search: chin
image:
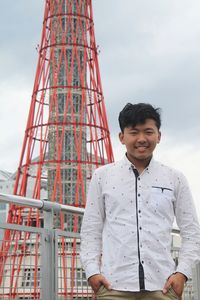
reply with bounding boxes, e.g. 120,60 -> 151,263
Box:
136,155 -> 151,161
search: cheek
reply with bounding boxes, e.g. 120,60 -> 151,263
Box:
148,136 -> 160,144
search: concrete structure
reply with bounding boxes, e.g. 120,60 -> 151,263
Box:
48,1 -> 87,231
0,171 -> 12,240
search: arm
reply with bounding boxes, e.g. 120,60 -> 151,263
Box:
175,173 -> 200,277
164,173 -> 200,297
80,170 -> 109,287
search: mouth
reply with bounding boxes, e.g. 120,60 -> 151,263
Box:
135,145 -> 148,149
135,145 -> 149,152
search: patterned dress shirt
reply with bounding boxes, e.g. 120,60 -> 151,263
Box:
80,155 -> 200,291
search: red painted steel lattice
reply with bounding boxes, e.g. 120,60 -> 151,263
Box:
0,0 -> 113,298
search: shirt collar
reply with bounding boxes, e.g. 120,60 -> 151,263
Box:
122,153 -> 155,172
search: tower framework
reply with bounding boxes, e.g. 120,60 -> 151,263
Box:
0,0 -> 114,298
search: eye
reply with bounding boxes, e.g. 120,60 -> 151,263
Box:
145,130 -> 154,135
130,131 -> 138,135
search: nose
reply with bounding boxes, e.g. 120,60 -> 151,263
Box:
137,133 -> 147,143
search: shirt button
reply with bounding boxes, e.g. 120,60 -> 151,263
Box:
142,261 -> 144,264
139,227 -> 142,230
138,177 -> 140,181
138,193 -> 141,197
138,210 -> 141,213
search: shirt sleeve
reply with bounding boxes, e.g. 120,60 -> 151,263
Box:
80,169 -> 105,279
174,173 -> 200,278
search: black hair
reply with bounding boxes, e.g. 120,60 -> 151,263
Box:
118,103 -> 161,132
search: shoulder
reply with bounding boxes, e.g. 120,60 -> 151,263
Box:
153,160 -> 188,183
93,160 -> 121,176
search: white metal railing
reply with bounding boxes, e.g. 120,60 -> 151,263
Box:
0,193 -> 90,300
0,193 -> 84,215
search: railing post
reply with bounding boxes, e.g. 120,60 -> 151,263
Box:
192,262 -> 200,300
41,209 -> 55,300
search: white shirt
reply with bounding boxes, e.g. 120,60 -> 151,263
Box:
80,155 -> 200,291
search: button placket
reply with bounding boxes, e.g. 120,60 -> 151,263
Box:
137,182 -> 144,263
137,183 -> 142,219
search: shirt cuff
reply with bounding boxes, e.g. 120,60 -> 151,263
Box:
84,263 -> 101,280
176,261 -> 191,279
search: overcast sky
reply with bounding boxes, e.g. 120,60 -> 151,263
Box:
0,0 -> 200,216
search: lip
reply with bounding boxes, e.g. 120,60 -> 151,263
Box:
135,145 -> 148,149
135,146 -> 149,152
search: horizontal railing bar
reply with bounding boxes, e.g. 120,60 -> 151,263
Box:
54,229 -> 80,238
0,222 -> 44,233
60,203 -> 84,215
0,193 -> 84,215
0,193 -> 43,208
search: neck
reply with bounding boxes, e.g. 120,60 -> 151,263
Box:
126,153 -> 152,174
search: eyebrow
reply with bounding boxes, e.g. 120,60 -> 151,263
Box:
144,128 -> 155,131
128,127 -> 155,131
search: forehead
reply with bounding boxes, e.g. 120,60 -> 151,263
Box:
126,119 -> 158,130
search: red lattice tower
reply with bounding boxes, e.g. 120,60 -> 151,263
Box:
0,1 -> 114,298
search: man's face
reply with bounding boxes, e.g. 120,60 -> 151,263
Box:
119,119 -> 161,164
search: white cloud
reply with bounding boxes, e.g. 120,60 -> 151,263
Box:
0,77 -> 31,171
156,139 -> 200,217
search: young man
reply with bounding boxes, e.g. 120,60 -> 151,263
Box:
80,103 -> 200,300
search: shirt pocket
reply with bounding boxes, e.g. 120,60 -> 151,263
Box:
149,186 -> 174,215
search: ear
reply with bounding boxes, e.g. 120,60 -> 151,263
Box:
157,131 -> 161,144
119,132 -> 125,144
